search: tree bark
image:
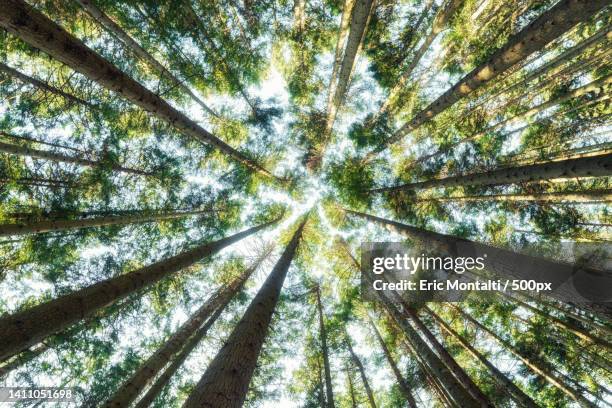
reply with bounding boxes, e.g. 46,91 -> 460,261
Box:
316,285 -> 335,408
0,209 -> 208,237
0,62 -> 93,107
133,306 -> 225,408
368,316 -> 417,408
73,0 -> 217,117
415,189 -> 612,204
346,336 -> 377,408
453,305 -> 599,408
346,209 -> 612,320
0,219 -> 276,362
105,255 -> 265,407
0,0 -> 275,179
345,365 -> 358,408
182,218 -> 307,408
370,152 -> 612,193
424,306 -> 539,408
367,0 -> 610,156
0,140 -> 153,176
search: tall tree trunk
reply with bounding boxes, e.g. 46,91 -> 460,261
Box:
368,316 -> 417,408
104,255 -> 266,407
0,62 -> 93,107
406,74 -> 611,166
417,357 -> 456,407
133,306 -> 225,408
0,0 -> 275,179
316,285 -> 336,408
346,336 -> 377,408
376,0 -> 463,118
182,218 -> 307,408
0,140 -> 153,177
397,300 -> 492,406
415,189 -> 612,204
316,358 -> 328,407
424,306 -> 539,408
0,209 -> 208,237
345,365 -> 358,408
0,343 -> 48,379
471,27 -> 612,114
0,131 -> 88,155
370,152 -> 612,193
346,209 -> 612,320
0,219 -> 276,361
367,0 -> 610,156
73,0 -> 217,117
380,295 -> 481,407
453,305 -> 599,408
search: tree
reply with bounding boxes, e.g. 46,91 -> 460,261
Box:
315,284 -> 335,408
0,219 -> 277,361
182,217 -> 307,407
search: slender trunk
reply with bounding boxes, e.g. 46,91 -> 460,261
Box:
325,0 -> 356,126
368,316 -> 417,408
316,358 -> 327,407
0,62 -> 93,107
367,0 -> 610,156
0,131 -> 88,155
453,305 -> 599,408
415,189 -> 612,204
133,306 -> 225,408
0,140 -> 153,176
0,177 -> 77,188
73,0 -> 217,117
346,336 -> 377,408
0,220 -> 276,361
380,294 -> 481,407
104,255 -> 265,407
0,0 -> 274,179
346,209 -> 612,320
417,358 -> 456,407
398,303 -> 492,406
182,218 -> 307,408
424,306 -> 539,408
470,27 -> 612,115
316,286 -> 335,408
0,343 -> 48,379
370,152 -> 612,193
345,365 -> 358,408
405,75 -> 611,166
377,0 -> 463,117
0,209 -> 208,237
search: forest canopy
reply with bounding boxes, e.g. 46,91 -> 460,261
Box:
0,0 -> 611,407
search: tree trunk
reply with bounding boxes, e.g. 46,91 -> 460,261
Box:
133,306 -> 225,408
0,62 -> 93,107
345,365 -> 358,408
316,358 -> 327,407
367,0 -> 610,156
0,0 -> 274,179
380,294 -> 481,407
0,140 -> 153,177
471,27 -> 612,114
370,152 -> 612,193
73,0 -> 217,117
104,255 -> 266,407
405,74 -> 611,166
424,306 -> 539,408
346,336 -> 377,408
316,285 -> 336,408
346,209 -> 612,320
0,343 -> 48,379
182,218 -> 307,408
368,316 -> 417,408
376,0 -> 463,117
0,209 -> 208,237
0,219 -> 276,362
415,189 -> 612,204
453,305 -> 599,408
397,301 -> 492,406
0,131 -> 88,155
